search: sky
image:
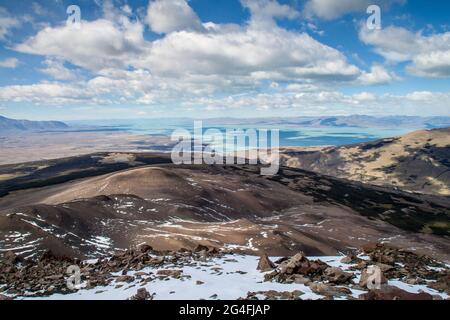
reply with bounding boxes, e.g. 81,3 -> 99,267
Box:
0,0 -> 449,120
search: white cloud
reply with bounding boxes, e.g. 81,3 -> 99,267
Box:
15,0 -> 364,88
0,58 -> 19,68
31,2 -> 49,16
0,7 -> 21,40
352,92 -> 376,101
304,0 -> 405,20
360,25 -> 450,78
0,82 -> 93,104
1,76 -> 449,116
184,89 -> 450,116
407,50 -> 450,78
8,0 -> 445,116
15,18 -> 147,71
358,65 -> 397,85
138,24 -> 361,82
38,59 -> 78,80
242,0 -> 299,28
146,0 -> 204,34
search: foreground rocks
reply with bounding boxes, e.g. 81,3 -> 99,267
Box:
129,288 -> 153,300
0,242 -> 448,300
0,244 -> 223,298
359,285 -> 433,300
261,243 -> 449,300
360,243 -> 449,294
264,252 -> 352,285
245,290 -> 304,300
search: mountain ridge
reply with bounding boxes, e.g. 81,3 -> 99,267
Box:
0,115 -> 68,131
280,127 -> 450,196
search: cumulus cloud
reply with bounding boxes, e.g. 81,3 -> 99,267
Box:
0,58 -> 19,68
15,17 -> 146,71
358,65 -> 397,85
304,0 -> 406,20
407,50 -> 450,78
146,0 -> 204,34
138,24 -> 361,82
14,0 -> 364,87
360,25 -> 450,78
242,0 -> 299,27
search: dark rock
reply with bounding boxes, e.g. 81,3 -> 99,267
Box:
129,288 -> 152,300
340,254 -> 361,264
427,272 -> 450,294
138,244 -> 153,253
156,269 -> 182,278
208,247 -> 219,255
274,257 -> 289,264
257,253 -> 276,272
194,245 -> 209,253
359,285 -> 433,300
245,290 -> 304,300
265,252 -> 329,283
324,267 -> 353,284
309,283 -> 351,298
116,275 -> 135,283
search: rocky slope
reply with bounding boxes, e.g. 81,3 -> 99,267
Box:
0,155 -> 449,262
280,127 -> 450,196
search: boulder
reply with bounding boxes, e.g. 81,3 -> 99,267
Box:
309,283 -> 351,298
359,267 -> 387,289
194,244 -> 209,253
293,275 -> 311,285
427,273 -> 450,294
340,253 -> 361,264
3,251 -> 22,265
115,275 -> 135,283
376,263 -> 394,273
257,253 -> 276,272
264,252 -> 329,283
138,244 -> 153,254
129,288 -> 152,300
274,257 -> 289,264
324,267 -> 353,284
359,285 -> 433,300
156,269 -> 182,278
340,256 -> 353,264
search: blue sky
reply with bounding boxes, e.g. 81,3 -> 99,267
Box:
0,0 -> 449,120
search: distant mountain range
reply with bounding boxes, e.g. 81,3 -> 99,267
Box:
0,115 -> 68,131
204,115 -> 450,129
2,115 -> 450,132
